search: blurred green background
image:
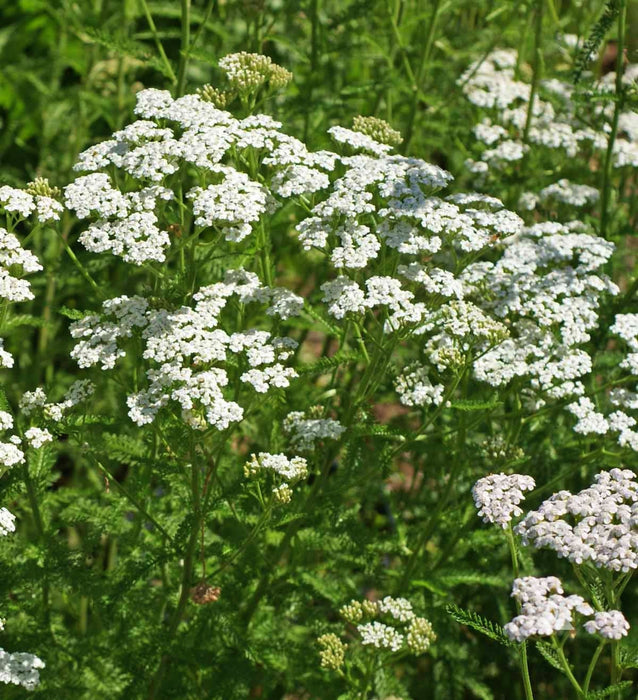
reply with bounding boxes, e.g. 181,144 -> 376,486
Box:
2,0 -> 636,188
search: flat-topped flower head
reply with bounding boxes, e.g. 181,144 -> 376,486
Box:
0,228 -> 43,303
394,364 -> 445,408
244,452 -> 308,482
0,649 -> 45,691
473,473 -> 535,528
283,411 -> 345,452
516,469 -> 638,571
584,611 -> 630,640
70,272 -> 300,430
317,634 -> 346,670
357,622 -> 404,651
24,427 -> 53,449
504,576 -> 594,642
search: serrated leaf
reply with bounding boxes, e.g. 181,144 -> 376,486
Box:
461,675 -> 495,700
4,314 -> 46,329
413,579 -> 448,597
297,351 -> 363,376
586,681 -> 633,699
81,27 -> 175,79
0,386 -> 10,413
302,304 -> 341,337
535,641 -> 565,673
619,645 -> 638,669
349,423 -> 406,440
58,306 -> 92,320
437,571 -> 509,589
64,414 -> 116,427
450,397 -> 501,411
446,603 -> 515,646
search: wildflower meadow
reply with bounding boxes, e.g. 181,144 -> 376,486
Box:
0,0 -> 638,697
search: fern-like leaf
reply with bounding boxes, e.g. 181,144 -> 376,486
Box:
535,640 -> 565,673
449,397 -> 501,411
297,351 -> 363,376
586,681 -> 633,699
573,0 -> 622,84
619,645 -> 638,669
446,603 -> 515,646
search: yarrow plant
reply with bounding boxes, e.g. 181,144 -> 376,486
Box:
0,2 -> 636,695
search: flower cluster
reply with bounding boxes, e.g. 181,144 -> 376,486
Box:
394,364 -> 445,408
218,52 -> 292,94
461,49 -> 637,175
338,596 -> 435,655
64,66 -> 347,267
565,313 -> 638,452
283,410 -> 345,452
19,380 -> 95,423
244,452 -> 308,503
504,576 -> 594,642
465,221 -> 617,401
0,179 -> 63,223
0,507 -> 15,537
352,115 -> 403,147
525,179 -> 600,210
583,611 -> 630,640
0,228 -> 42,302
0,421 -> 24,471
472,473 -> 535,528
24,427 -> 53,449
0,649 -> 45,691
516,469 -> 638,571
70,270 -> 300,429
317,633 -> 347,671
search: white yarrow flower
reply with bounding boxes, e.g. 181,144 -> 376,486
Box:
473,473 -> 535,528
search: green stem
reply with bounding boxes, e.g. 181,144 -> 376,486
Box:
552,637 -> 585,699
403,0 -> 441,151
610,640 -> 621,698
147,461 -> 201,700
583,641 -> 605,695
599,0 -> 627,239
303,0 -> 320,142
23,463 -> 50,626
523,0 -> 544,143
386,0 -> 417,87
94,460 -> 174,544
352,322 -> 370,363
506,526 -> 534,700
259,220 -> 273,286
605,580 -> 623,700
175,0 -> 191,97
358,655 -> 376,699
57,232 -> 103,298
188,0 -> 217,55
399,394 -> 467,588
139,0 -> 177,85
